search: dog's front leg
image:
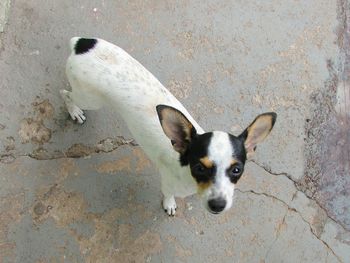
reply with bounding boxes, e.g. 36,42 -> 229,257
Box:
160,171 -> 177,216
162,195 -> 177,216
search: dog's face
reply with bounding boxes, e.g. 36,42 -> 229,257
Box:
157,105 -> 276,214
185,131 -> 246,214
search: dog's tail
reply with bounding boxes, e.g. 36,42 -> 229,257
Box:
69,37 -> 81,52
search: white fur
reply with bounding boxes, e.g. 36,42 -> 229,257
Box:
63,38 -> 205,215
203,131 -> 234,212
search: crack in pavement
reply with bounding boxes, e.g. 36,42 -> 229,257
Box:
263,207 -> 289,261
236,189 -> 343,263
252,160 -> 350,233
0,136 -> 138,162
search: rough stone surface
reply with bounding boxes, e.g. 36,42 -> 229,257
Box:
0,0 -> 11,50
300,0 -> 350,232
0,0 -> 11,33
0,0 -> 349,262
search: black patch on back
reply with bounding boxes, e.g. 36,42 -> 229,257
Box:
74,38 -> 97,55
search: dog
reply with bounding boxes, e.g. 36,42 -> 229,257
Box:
61,37 -> 276,216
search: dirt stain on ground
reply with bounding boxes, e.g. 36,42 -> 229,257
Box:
167,76 -> 193,99
32,99 -> 55,119
95,156 -> 132,174
33,182 -> 161,262
132,148 -> 152,173
5,136 -> 15,151
0,192 -> 25,262
27,145 -> 162,261
77,213 -> 162,263
175,243 -> 193,259
18,99 -> 55,145
57,158 -> 79,182
33,184 -> 87,226
18,118 -> 51,144
166,235 -> 192,260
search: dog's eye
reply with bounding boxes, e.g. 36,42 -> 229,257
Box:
192,163 -> 207,175
229,166 -> 242,177
228,165 -> 243,184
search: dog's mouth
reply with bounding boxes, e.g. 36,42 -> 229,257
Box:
208,210 -> 221,215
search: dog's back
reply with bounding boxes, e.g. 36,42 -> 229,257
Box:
66,37 -> 203,165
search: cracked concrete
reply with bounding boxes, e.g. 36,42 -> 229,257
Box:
0,0 -> 10,50
0,0 -> 349,262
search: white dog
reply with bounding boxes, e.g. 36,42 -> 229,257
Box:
61,37 -> 276,216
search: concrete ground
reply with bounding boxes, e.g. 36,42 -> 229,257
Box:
0,0 -> 349,262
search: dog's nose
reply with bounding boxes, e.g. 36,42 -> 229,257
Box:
208,198 -> 226,213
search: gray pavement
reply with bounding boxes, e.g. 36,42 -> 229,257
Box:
0,0 -> 349,262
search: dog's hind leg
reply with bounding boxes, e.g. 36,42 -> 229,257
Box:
60,89 -> 86,124
61,70 -> 104,123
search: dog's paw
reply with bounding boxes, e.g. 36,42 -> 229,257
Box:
67,105 -> 86,124
163,196 -> 177,216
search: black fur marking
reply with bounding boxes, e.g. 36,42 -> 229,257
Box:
181,132 -> 216,184
265,112 -> 277,130
226,163 -> 244,184
74,38 -> 97,55
192,164 -> 216,184
181,131 -> 248,184
156,104 -> 167,119
229,134 -> 247,165
180,132 -> 213,167
228,134 -> 247,184
179,153 -> 189,166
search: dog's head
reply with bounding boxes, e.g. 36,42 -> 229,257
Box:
157,105 -> 276,214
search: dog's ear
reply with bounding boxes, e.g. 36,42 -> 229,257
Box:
239,112 -> 277,159
156,105 -> 197,153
